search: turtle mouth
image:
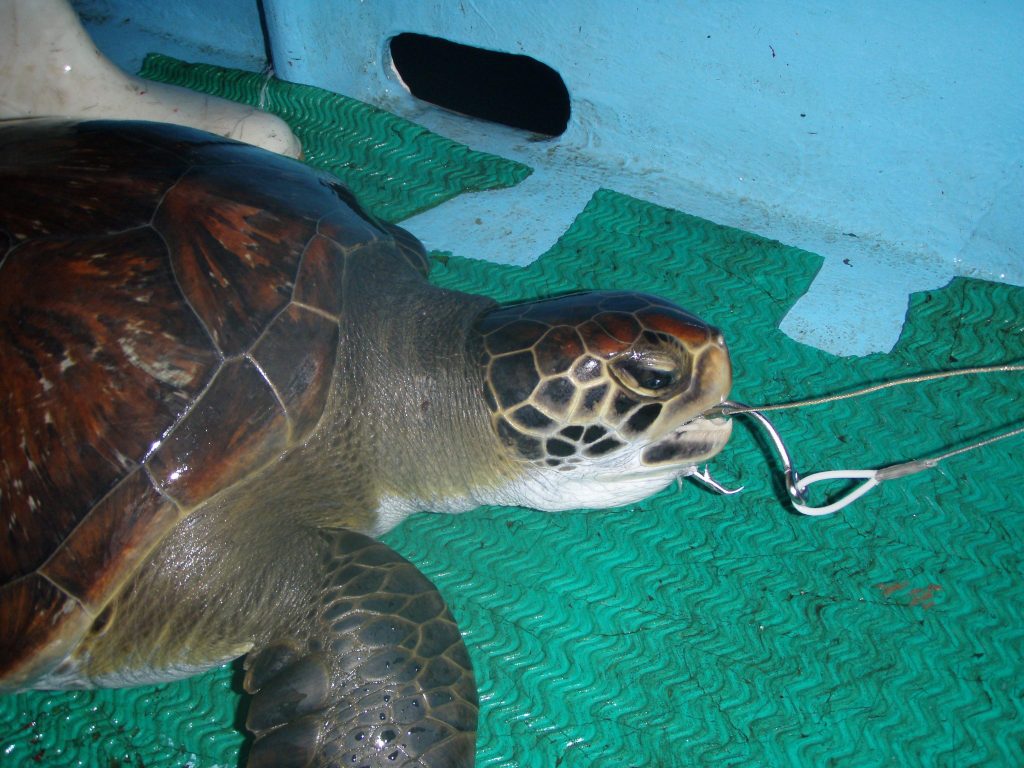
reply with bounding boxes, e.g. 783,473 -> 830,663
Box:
640,415 -> 733,467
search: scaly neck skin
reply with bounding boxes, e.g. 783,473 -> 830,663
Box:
336,268 -> 515,529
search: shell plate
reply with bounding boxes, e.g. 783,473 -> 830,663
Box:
0,119 -> 427,682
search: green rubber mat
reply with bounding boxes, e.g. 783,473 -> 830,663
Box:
3,62 -> 1023,767
138,54 -> 531,222
407,192 -> 1024,766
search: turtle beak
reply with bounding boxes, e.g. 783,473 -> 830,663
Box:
640,415 -> 733,466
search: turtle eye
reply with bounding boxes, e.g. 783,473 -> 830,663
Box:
612,351 -> 681,396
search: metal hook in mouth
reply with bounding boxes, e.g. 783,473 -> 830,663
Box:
709,363 -> 1024,516
715,400 -> 1024,516
716,400 -> 808,503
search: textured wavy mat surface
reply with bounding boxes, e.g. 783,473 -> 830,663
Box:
3,67 -> 1022,768
138,54 -> 531,222
409,191 -> 1024,767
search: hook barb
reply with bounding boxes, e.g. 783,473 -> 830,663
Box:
689,465 -> 745,496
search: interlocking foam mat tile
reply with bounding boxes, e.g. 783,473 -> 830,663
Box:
2,58 -> 1021,767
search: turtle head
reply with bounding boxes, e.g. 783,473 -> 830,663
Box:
475,291 -> 732,510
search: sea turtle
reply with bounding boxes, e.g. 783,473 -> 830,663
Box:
0,119 -> 733,766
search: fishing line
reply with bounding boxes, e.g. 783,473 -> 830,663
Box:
704,363 -> 1024,516
719,363 -> 1024,414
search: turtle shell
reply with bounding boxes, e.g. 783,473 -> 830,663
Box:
0,119 -> 429,685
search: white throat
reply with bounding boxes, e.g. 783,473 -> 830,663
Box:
370,454 -> 699,536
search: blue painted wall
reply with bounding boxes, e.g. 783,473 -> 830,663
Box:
74,1 -> 1023,355
72,0 -> 266,72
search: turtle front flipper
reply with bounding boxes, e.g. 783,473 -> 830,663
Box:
243,529 -> 477,767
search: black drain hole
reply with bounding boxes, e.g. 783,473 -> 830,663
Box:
389,32 -> 570,137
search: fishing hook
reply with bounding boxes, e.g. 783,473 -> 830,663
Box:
718,400 -> 808,504
715,400 -> 1024,517
689,465 -> 745,496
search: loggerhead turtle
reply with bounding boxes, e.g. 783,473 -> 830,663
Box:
0,119 -> 733,766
